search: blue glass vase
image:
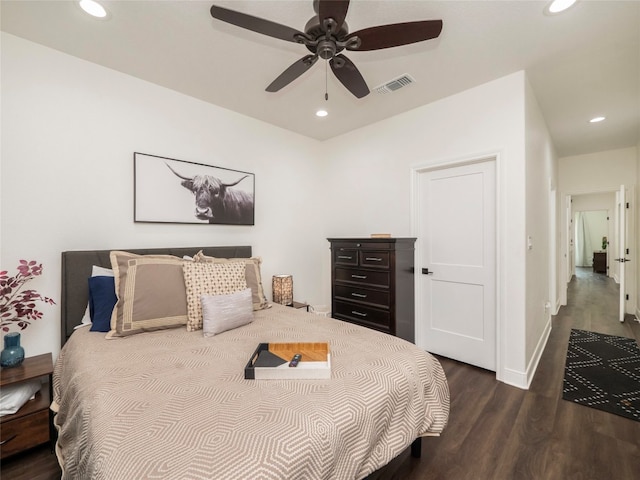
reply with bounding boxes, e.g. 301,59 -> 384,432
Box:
1,332 -> 25,368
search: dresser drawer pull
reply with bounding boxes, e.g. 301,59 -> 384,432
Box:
351,274 -> 367,279
365,257 -> 382,262
351,310 -> 368,317
351,292 -> 367,298
0,434 -> 17,446
338,255 -> 353,260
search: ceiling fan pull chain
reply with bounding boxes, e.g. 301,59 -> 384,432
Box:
325,60 -> 329,101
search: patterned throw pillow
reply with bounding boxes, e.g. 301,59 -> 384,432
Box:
183,261 -> 247,331
193,251 -> 270,311
202,288 -> 253,337
107,251 -> 188,338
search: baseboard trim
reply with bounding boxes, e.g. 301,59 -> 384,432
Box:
501,368 -> 529,390
501,317 -> 552,390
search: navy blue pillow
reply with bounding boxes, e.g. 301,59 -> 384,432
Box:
88,276 -> 117,332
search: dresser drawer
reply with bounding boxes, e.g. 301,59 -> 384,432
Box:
359,251 -> 390,269
334,284 -> 390,308
333,249 -> 358,266
331,241 -> 392,250
0,409 -> 49,459
335,267 -> 390,288
334,301 -> 391,333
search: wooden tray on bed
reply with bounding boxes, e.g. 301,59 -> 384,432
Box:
244,342 -> 331,380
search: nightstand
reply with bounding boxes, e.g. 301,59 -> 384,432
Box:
0,353 -> 54,459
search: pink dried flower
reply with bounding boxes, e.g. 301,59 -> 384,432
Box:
0,260 -> 55,332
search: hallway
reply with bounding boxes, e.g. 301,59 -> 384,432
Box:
568,267 -> 639,341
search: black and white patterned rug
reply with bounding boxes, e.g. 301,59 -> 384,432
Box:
563,329 -> 640,422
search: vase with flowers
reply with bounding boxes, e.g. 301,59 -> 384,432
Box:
0,260 -> 55,368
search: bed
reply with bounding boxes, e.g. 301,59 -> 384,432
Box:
52,246 -> 449,480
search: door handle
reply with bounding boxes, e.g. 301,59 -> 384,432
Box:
0,434 -> 17,446
422,268 -> 434,275
615,258 -> 630,263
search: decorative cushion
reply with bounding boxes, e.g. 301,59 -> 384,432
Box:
107,251 -> 188,338
193,251 -> 270,311
202,288 -> 253,337
88,276 -> 117,332
78,265 -> 115,328
183,261 -> 248,331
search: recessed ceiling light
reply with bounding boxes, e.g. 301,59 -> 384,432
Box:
315,110 -> 328,118
590,116 -> 606,123
547,0 -> 577,14
79,0 -> 107,18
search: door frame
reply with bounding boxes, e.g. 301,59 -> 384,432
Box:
560,186 -> 636,318
410,150 -> 505,383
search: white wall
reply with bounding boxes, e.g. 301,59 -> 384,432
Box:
524,77 -> 556,382
559,148 -> 637,193
558,146 -> 637,313
1,33 -> 325,359
320,71 -> 543,388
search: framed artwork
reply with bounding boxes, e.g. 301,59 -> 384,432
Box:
134,152 -> 255,225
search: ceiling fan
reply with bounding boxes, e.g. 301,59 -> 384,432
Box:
210,0 -> 443,99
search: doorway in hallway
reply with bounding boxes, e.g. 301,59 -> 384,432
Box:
567,267 -> 638,339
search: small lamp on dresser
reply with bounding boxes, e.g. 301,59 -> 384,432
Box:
272,275 -> 293,306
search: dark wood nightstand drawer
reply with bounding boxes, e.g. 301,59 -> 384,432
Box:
0,409 -> 49,458
359,251 -> 390,269
335,267 -> 390,288
334,284 -> 390,308
333,249 -> 358,266
334,301 -> 391,333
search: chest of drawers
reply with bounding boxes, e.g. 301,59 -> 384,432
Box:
328,238 -> 416,342
593,251 -> 607,274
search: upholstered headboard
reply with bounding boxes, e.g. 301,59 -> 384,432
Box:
60,246 -> 252,347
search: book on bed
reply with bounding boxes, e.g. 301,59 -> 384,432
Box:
245,342 -> 331,380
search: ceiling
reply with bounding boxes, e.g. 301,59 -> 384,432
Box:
1,0 -> 639,157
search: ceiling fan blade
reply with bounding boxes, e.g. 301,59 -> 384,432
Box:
266,55 -> 319,92
346,20 -> 443,51
210,5 -> 305,43
318,0 -> 350,32
330,54 -> 369,99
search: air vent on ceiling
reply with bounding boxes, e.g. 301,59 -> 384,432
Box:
374,74 -> 416,94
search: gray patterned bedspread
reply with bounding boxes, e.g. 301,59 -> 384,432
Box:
52,305 -> 449,480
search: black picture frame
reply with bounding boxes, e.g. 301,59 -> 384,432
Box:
134,152 -> 255,225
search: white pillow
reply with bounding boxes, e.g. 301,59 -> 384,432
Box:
0,380 -> 42,416
76,265 -> 115,328
202,288 -> 253,337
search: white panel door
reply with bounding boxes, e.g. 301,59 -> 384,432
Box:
417,160 -> 496,371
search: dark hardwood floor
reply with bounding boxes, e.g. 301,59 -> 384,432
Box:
2,267 -> 639,479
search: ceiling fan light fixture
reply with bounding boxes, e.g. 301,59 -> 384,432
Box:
589,116 -> 606,123
547,0 -> 578,14
315,109 -> 328,118
79,0 -> 108,18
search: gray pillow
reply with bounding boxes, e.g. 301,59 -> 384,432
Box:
202,288 -> 253,337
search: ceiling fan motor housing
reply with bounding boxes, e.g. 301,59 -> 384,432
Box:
316,39 -> 337,59
304,16 -> 349,59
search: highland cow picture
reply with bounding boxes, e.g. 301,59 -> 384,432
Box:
134,152 -> 255,225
